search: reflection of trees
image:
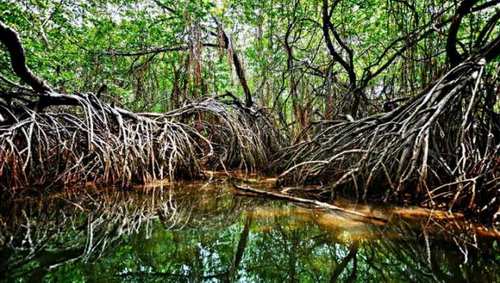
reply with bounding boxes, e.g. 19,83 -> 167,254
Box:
0,184 -> 498,282
226,208 -> 499,282
0,182 -> 257,281
356,216 -> 500,283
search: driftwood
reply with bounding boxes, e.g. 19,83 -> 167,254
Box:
232,183 -> 387,223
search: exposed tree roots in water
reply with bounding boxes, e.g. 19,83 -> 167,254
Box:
277,59 -> 499,224
0,93 -> 209,189
0,21 -> 498,225
164,96 -> 286,171
0,92 -> 289,189
0,22 -> 283,189
0,96 -> 284,189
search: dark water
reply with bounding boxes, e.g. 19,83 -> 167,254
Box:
0,180 -> 498,282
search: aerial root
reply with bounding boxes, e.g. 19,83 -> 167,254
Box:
277,59 -> 499,223
0,93 -> 208,189
165,96 -> 286,172
0,91 -> 286,189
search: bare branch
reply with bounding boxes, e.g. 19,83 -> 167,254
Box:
0,21 -> 52,93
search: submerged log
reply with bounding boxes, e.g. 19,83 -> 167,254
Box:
232,183 -> 388,223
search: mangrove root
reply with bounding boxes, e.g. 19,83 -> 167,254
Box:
277,58 -> 499,224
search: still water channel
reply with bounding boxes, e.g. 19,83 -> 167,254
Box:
0,178 -> 498,282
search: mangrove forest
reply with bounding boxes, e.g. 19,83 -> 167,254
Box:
0,0 -> 499,282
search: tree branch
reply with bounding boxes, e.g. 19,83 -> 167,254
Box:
0,21 -> 52,93
321,0 -> 356,89
446,0 -> 479,66
215,20 -> 253,107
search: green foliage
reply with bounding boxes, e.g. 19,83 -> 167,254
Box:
0,0 -> 498,117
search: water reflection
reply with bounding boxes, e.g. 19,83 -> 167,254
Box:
0,181 -> 498,282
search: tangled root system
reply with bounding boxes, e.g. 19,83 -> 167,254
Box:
165,96 -> 286,172
277,59 -> 499,223
0,93 -> 208,189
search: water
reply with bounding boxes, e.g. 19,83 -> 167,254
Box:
0,179 -> 498,282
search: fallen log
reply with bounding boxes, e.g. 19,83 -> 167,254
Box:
232,183 -> 387,223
